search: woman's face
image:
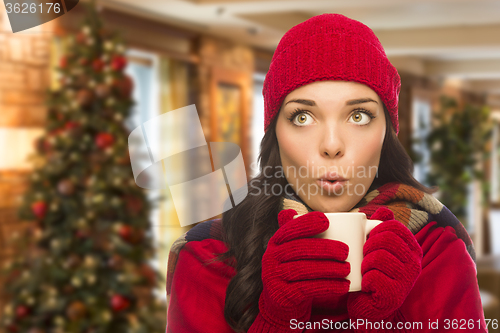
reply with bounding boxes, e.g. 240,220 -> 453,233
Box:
275,80 -> 386,213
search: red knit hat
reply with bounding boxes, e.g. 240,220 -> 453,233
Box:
263,13 -> 401,134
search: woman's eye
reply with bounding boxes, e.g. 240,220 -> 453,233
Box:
293,113 -> 313,126
349,111 -> 371,125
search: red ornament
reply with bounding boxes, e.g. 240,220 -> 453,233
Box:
75,229 -> 90,239
31,201 -> 47,220
95,133 -> 114,150
59,56 -> 67,69
139,264 -> 156,286
118,225 -> 143,244
16,305 -> 30,319
34,137 -> 46,153
110,294 -> 130,312
64,121 -> 80,130
113,75 -> 134,98
117,225 -> 133,242
79,57 -> 89,66
107,254 -> 124,270
76,32 -> 86,44
49,128 -> 63,137
76,89 -> 94,108
111,55 -> 127,71
92,58 -> 105,72
95,84 -> 111,98
6,324 -> 18,333
124,195 -> 143,216
28,328 -> 45,333
5,269 -> 21,285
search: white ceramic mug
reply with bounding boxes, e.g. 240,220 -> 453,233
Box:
294,212 -> 382,292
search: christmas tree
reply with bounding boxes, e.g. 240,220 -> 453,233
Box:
0,1 -> 166,332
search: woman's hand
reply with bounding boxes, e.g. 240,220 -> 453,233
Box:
347,207 -> 423,321
258,209 -> 351,328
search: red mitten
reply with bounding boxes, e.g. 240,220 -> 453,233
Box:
347,207 -> 423,321
250,209 -> 350,331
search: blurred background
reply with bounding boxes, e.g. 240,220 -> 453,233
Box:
2,0 -> 500,330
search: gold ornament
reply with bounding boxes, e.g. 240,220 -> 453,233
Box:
65,89 -> 76,98
76,218 -> 87,228
21,270 -> 30,280
104,40 -> 114,51
105,97 -> 115,106
111,196 -> 121,206
92,194 -> 105,203
85,274 -> 96,285
50,202 -> 59,211
105,147 -> 114,156
3,260 -> 12,270
101,310 -> 112,322
50,239 -> 60,249
47,297 -> 57,309
71,100 -> 79,110
83,255 -> 97,269
71,276 -> 82,288
67,301 -> 87,321
4,304 -> 13,316
54,315 -> 65,326
105,75 -> 114,84
48,287 -> 57,297
82,26 -> 91,36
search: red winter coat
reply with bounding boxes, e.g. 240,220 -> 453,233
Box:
166,219 -> 487,332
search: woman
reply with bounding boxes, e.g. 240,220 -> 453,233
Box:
166,13 -> 486,332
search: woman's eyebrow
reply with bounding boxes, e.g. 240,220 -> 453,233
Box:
284,97 -> 378,107
284,99 -> 316,106
345,98 -> 378,105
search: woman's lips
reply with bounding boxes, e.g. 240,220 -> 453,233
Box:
317,179 -> 348,193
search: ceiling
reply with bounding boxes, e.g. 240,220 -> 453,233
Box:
97,0 -> 500,97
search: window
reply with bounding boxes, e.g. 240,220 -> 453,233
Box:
251,72 -> 265,178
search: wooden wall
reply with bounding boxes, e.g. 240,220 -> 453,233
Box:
0,3 -> 54,323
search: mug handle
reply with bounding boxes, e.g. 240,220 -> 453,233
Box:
364,219 -> 383,238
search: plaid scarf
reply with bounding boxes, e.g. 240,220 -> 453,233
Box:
281,181 -> 476,263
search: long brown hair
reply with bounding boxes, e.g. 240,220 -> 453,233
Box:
219,104 -> 438,332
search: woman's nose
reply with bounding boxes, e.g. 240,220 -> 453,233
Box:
319,125 -> 345,158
